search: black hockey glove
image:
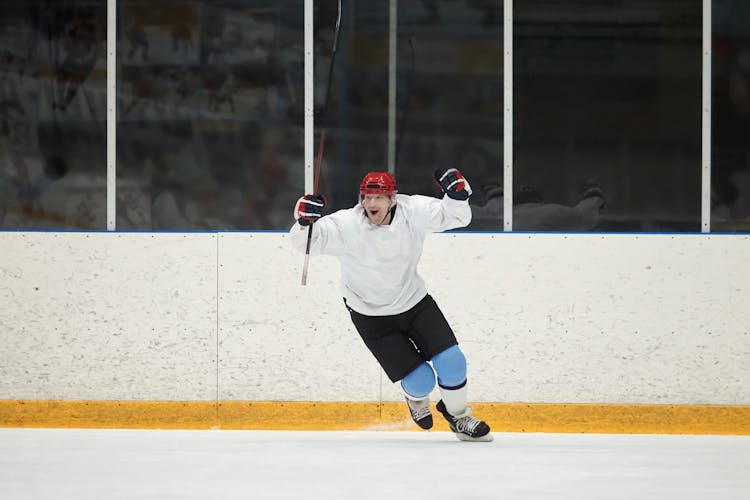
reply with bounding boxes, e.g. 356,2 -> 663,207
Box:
434,168 -> 472,201
294,194 -> 326,226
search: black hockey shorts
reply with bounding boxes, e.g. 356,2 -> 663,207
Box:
345,294 -> 458,383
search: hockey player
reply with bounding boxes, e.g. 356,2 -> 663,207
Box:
290,169 -> 492,442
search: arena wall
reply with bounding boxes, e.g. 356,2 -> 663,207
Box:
1,231 -> 748,433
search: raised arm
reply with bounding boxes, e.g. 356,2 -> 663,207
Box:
289,194 -> 347,255
414,168 -> 473,233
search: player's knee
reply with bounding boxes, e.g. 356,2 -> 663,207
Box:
400,362 -> 436,398
432,345 -> 467,388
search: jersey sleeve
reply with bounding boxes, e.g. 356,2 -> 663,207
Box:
409,194 -> 472,233
289,209 -> 349,256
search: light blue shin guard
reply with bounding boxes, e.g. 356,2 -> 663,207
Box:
400,362 -> 436,399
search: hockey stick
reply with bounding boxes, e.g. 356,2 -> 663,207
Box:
301,0 -> 342,286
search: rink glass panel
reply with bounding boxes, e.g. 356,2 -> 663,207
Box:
317,1 -> 503,217
5,1 -> 747,233
311,1 -> 391,212
513,1 -> 702,232
0,2 -> 107,230
711,1 -> 750,233
115,1 -> 304,230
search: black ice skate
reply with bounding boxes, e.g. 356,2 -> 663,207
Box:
405,397 -> 433,430
436,400 -> 493,442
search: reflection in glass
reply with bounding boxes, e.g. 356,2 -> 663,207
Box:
712,0 -> 750,232
116,1 -> 303,229
514,1 -> 702,232
0,2 -> 107,229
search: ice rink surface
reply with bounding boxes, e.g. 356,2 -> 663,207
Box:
1,429 -> 749,500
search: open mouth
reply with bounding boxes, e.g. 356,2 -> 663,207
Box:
369,210 -> 380,217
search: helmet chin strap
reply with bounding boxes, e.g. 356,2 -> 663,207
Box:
378,199 -> 396,225
378,209 -> 390,226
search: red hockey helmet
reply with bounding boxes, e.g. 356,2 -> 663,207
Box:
359,171 -> 397,195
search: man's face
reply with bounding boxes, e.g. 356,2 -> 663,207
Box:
361,194 -> 393,225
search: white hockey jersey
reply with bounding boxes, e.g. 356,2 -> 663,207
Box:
289,194 -> 471,316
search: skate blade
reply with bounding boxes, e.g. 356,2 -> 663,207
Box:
455,432 -> 494,442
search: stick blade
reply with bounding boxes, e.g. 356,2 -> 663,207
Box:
301,253 -> 310,286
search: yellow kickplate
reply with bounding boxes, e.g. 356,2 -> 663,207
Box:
1,400 -> 748,434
